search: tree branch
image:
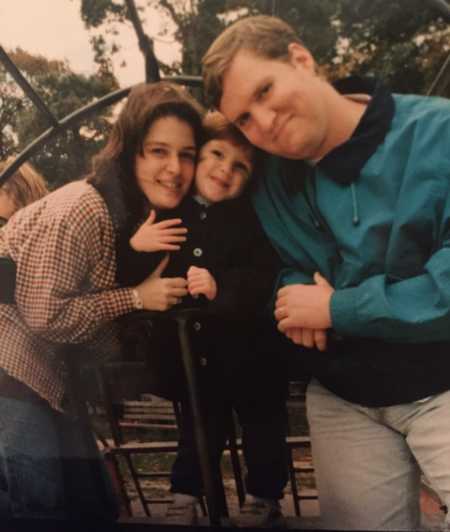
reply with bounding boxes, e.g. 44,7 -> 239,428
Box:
124,0 -> 160,82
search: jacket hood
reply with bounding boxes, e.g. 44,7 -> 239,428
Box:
319,76 -> 395,185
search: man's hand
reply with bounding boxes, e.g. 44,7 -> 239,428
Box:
187,266 -> 217,301
275,272 -> 334,331
130,210 -> 188,252
135,254 -> 188,311
285,327 -> 328,351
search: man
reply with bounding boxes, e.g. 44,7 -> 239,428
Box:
202,15 -> 450,531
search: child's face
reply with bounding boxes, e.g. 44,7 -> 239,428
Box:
195,139 -> 253,203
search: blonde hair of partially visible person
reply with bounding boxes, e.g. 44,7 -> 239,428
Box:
0,157 -> 49,211
202,15 -> 303,109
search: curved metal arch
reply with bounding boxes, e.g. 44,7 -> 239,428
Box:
0,58 -> 201,186
0,0 -> 203,186
426,0 -> 450,20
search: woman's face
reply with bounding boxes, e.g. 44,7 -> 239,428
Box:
134,116 -> 197,209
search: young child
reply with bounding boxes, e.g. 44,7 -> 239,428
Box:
122,112 -> 290,528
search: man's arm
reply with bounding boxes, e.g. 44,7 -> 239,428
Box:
332,188 -> 450,341
330,252 -> 450,341
275,236 -> 450,343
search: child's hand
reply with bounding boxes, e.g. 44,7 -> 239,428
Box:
187,266 -> 217,301
130,210 -> 187,252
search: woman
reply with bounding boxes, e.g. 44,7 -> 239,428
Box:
0,81 -> 203,520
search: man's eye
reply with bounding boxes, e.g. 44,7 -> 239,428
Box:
211,149 -> 223,158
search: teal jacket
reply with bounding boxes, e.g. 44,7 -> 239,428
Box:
253,78 -> 450,406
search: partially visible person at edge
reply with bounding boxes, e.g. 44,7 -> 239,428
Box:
0,157 -> 49,227
0,159 -> 49,302
0,81 -> 203,521
202,15 -> 450,531
119,111 -> 295,528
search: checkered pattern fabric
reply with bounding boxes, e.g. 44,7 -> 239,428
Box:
0,180 -> 135,412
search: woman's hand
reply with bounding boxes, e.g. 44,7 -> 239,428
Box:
187,266 -> 217,301
135,254 -> 188,311
130,210 -> 188,252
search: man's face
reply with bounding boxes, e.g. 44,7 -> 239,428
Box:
219,45 -> 330,161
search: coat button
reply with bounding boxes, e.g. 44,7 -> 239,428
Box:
193,248 -> 203,257
200,211 -> 207,220
193,321 -> 201,331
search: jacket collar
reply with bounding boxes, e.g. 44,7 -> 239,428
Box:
317,76 -> 395,184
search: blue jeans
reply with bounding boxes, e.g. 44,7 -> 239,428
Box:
0,390 -> 118,521
307,378 -> 450,530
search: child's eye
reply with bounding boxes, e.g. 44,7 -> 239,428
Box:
211,149 -> 224,159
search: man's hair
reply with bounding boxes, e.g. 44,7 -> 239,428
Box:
0,157 -> 48,210
202,15 -> 302,108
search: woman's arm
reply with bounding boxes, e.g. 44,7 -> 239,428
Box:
15,208 -> 136,344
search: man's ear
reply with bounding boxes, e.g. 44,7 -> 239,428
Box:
287,42 -> 316,73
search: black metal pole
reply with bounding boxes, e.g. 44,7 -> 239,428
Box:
175,314 -> 224,526
0,46 -> 59,128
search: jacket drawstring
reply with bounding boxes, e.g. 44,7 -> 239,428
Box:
350,183 -> 360,226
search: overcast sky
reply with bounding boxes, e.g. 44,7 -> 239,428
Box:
0,0 -> 180,87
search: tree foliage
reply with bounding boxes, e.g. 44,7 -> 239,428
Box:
324,0 -> 450,94
76,0 -> 449,97
0,48 -> 119,188
2,1 -> 448,189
